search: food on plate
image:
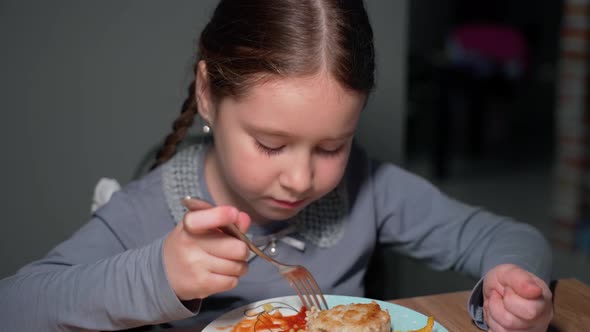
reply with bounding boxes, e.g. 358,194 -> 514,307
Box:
230,304 -> 307,332
230,301 -> 434,332
306,302 -> 391,332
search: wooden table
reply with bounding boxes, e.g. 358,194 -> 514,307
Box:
392,278 -> 590,331
160,278 -> 590,332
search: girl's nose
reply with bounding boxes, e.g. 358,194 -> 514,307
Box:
279,155 -> 313,196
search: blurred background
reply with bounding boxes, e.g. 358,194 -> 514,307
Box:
1,0 -> 589,300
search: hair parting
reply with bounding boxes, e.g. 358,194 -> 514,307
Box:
152,0 -> 375,169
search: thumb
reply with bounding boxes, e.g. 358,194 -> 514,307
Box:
499,266 -> 543,300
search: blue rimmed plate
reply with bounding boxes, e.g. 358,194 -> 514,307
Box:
202,294 -> 449,331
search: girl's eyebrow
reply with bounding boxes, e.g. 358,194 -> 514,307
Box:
248,124 -> 355,141
321,131 -> 356,141
249,126 -> 292,138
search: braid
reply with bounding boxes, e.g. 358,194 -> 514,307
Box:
151,80 -> 198,170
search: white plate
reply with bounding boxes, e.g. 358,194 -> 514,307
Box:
203,294 -> 449,331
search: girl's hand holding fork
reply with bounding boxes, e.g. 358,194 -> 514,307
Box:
162,198 -> 251,301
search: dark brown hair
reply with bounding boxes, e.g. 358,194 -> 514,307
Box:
152,0 -> 375,169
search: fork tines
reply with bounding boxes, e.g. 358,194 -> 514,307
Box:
285,267 -> 329,311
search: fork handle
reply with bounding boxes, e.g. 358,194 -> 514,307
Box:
220,224 -> 278,266
180,197 -> 278,267
219,223 -> 251,243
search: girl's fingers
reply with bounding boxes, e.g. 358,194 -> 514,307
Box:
483,264 -> 554,332
164,232 -> 248,299
167,197 -> 253,299
485,314 -> 506,332
483,265 -> 506,298
181,197 -> 252,234
530,273 -> 553,303
503,286 -> 547,321
197,232 -> 251,261
203,273 -> 240,295
190,269 -> 240,298
497,266 -> 542,300
487,288 -> 531,330
484,297 -> 507,332
183,205 -> 239,234
203,255 -> 249,277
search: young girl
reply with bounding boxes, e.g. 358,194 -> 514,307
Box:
0,0 -> 553,331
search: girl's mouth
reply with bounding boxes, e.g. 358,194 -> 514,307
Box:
269,198 -> 306,209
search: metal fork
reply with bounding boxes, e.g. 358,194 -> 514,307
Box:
181,197 -> 329,310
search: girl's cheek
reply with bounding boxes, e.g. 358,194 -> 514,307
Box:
316,160 -> 347,188
239,161 -> 274,187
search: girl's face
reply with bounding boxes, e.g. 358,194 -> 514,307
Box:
200,71 -> 365,224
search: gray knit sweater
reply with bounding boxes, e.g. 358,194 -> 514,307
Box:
0,143 -> 552,331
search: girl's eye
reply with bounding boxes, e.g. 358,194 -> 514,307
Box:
316,145 -> 344,157
255,140 -> 284,156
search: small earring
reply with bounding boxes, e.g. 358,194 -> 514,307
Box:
202,124 -> 211,134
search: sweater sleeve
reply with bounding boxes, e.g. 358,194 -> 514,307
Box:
0,200 -> 198,331
370,161 -> 552,280
369,161 -> 552,329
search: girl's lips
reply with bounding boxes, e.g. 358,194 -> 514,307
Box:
270,198 -> 306,209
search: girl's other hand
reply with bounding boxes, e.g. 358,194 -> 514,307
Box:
482,264 -> 553,332
163,198 -> 251,301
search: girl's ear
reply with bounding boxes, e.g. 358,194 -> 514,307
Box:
195,60 -> 215,126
